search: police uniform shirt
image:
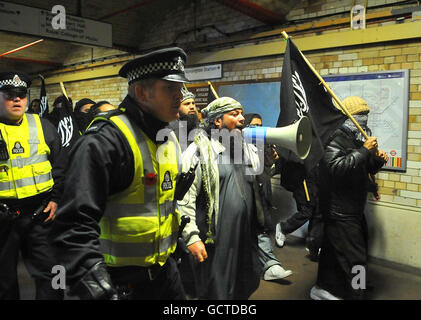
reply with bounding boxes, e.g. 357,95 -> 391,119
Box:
50,94 -> 171,285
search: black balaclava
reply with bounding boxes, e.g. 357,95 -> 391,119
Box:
73,111 -> 94,132
74,98 -> 96,132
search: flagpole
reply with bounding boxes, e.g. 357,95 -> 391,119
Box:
60,82 -> 69,100
38,74 -> 47,117
0,39 -> 44,58
303,180 -> 310,202
208,81 -> 220,99
280,31 -> 369,140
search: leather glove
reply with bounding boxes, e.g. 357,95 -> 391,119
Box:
69,261 -> 118,300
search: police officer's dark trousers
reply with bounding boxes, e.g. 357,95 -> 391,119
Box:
107,257 -> 186,300
0,200 -> 64,300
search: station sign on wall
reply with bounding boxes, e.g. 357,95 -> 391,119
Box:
0,1 -> 112,47
185,64 -> 222,81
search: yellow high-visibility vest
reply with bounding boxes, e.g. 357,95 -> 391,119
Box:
98,114 -> 182,267
0,113 -> 54,199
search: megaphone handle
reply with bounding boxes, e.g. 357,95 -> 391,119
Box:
303,179 -> 310,202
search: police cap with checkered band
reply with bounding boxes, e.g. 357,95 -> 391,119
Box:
0,71 -> 31,90
119,47 -> 189,84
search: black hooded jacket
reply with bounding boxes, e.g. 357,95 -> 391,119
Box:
319,126 -> 384,219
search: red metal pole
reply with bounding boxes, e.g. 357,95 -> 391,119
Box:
0,39 -> 44,58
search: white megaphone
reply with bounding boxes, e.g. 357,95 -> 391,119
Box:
243,116 -> 312,159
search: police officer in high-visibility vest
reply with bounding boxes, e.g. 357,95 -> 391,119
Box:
0,72 -> 65,300
51,48 -> 191,300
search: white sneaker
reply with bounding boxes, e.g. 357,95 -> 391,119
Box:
310,286 -> 342,300
275,223 -> 286,247
263,265 -> 293,281
306,248 -> 321,254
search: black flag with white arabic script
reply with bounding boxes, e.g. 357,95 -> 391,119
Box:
45,95 -> 80,150
39,76 -> 48,117
277,38 -> 347,173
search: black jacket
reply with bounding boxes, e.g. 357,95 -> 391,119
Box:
319,126 -> 384,219
49,95 -> 171,285
40,117 -> 67,203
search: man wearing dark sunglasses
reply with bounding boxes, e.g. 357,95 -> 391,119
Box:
0,88 -> 28,122
1,88 -> 27,100
0,71 -> 65,300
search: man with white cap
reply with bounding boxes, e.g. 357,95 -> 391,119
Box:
168,87 -> 200,151
178,97 -> 277,299
311,96 -> 388,300
51,47 -> 191,300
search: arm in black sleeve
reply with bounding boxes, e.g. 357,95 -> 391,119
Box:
323,132 -> 371,179
49,123 -> 134,286
367,152 -> 386,175
40,118 -> 67,203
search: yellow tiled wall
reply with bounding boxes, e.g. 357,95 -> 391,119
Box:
30,35 -> 421,210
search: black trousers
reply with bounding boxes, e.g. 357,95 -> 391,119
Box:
108,257 -> 186,300
317,215 -> 368,300
0,207 -> 64,300
281,180 -> 323,249
260,180 -> 274,232
177,251 -> 200,299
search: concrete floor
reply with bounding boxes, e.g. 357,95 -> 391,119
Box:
17,180 -> 421,300
249,184 -> 421,300
250,235 -> 421,300
17,233 -> 421,300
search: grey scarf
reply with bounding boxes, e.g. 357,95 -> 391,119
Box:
343,114 -> 371,142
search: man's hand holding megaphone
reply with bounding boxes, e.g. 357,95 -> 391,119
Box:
264,144 -> 279,167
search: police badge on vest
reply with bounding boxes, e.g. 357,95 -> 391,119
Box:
162,171 -> 173,191
12,142 -> 24,154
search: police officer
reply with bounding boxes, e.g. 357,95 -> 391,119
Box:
0,71 -> 65,300
50,48 -> 190,300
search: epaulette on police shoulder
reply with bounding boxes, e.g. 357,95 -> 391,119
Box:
85,109 -> 123,134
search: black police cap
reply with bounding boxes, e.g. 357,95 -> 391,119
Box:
119,47 -> 189,84
0,71 -> 31,90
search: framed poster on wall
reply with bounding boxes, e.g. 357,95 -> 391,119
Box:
324,70 -> 409,172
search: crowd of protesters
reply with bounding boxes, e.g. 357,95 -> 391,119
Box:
0,47 -> 387,301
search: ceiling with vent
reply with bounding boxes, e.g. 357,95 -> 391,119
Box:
0,0 -> 298,75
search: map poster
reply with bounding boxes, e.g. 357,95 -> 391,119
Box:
324,70 -> 409,171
